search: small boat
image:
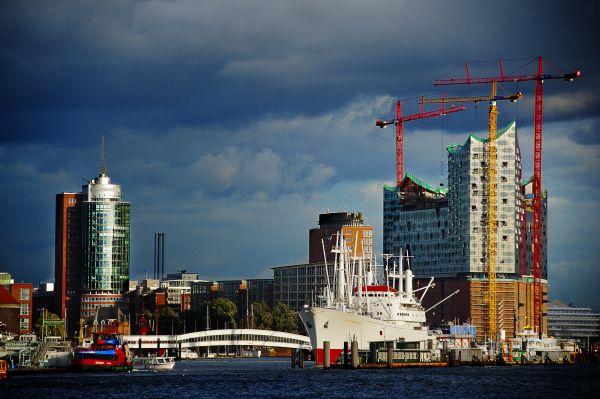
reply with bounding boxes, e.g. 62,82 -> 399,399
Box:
180,349 -> 198,359
132,356 -> 176,371
240,349 -> 261,358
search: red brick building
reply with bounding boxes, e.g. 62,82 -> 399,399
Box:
7,283 -> 33,335
55,192 -> 83,337
0,285 -> 20,335
416,276 -> 548,342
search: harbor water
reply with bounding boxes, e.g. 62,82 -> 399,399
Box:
3,358 -> 599,398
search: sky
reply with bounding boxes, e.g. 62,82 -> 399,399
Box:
1,1 -> 599,309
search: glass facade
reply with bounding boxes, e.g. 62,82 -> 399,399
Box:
383,178 -> 450,277
80,171 -> 131,319
522,179 -> 548,279
382,121 -> 545,279
548,303 -> 600,347
273,262 -> 337,310
82,201 -> 130,292
447,120 -> 522,277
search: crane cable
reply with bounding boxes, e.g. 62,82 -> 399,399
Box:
440,115 -> 445,187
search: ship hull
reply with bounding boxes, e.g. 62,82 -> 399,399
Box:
72,331 -> 132,372
72,348 -> 132,372
299,306 -> 431,364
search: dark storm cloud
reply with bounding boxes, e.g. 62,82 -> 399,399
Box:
569,119 -> 600,145
2,1 -> 598,142
1,0 -> 599,307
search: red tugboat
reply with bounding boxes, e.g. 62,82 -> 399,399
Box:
72,323 -> 132,372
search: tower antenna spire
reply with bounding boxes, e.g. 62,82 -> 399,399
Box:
100,135 -> 107,175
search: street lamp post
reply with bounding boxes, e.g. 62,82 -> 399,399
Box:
38,308 -> 46,341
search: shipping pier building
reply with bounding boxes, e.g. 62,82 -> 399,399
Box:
383,121 -> 548,341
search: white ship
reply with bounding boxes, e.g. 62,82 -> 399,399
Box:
299,234 -> 458,364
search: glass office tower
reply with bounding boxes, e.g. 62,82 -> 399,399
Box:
80,166 -> 131,319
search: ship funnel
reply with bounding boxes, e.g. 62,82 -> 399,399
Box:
405,268 -> 413,296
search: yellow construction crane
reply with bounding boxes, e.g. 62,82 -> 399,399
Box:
421,85 -> 522,343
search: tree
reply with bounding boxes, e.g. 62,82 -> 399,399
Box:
158,306 -> 182,335
189,301 -> 211,331
251,302 -> 273,330
272,303 -> 298,334
34,311 -> 65,338
213,298 -> 237,329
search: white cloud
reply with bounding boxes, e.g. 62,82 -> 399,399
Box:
543,90 -> 594,116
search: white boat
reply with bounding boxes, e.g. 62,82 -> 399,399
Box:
132,356 -> 176,371
509,327 -> 575,363
299,234 -> 458,365
240,349 -> 261,358
180,349 -> 198,359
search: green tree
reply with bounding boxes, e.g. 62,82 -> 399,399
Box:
272,303 -> 298,334
251,302 -> 273,330
213,298 -> 237,329
189,301 -> 212,331
34,311 -> 65,338
158,306 -> 182,335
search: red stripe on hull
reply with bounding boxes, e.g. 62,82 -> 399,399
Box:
314,348 -> 344,365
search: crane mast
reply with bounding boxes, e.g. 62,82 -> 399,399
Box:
435,57 -> 581,337
421,83 -> 521,342
487,81 -> 498,343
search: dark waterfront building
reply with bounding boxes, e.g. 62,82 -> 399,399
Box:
190,279 -> 274,323
548,301 -> 600,348
247,279 -> 274,309
32,283 -> 55,326
272,262 -> 334,311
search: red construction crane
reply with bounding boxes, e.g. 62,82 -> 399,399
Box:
376,100 -> 466,187
435,56 -> 581,336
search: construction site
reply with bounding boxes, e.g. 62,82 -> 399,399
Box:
378,57 -> 581,345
